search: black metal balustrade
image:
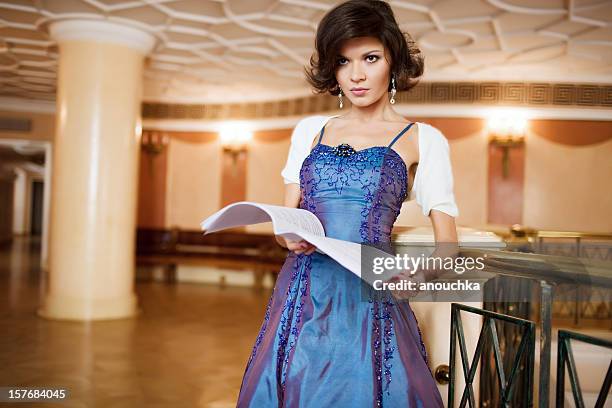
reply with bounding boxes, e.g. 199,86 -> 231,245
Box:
556,329 -> 612,408
448,303 -> 536,408
458,248 -> 612,407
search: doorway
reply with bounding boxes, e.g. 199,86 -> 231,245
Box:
30,180 -> 44,236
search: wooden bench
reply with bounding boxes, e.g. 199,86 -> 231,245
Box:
136,228 -> 287,288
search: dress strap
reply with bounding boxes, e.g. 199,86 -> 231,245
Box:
316,124 -> 326,145
316,116 -> 339,145
387,122 -> 415,148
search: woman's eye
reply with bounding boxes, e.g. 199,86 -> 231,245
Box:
338,55 -> 378,65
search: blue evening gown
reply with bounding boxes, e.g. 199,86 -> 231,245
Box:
237,122 -> 445,407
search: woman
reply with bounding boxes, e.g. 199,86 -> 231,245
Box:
237,1 -> 458,406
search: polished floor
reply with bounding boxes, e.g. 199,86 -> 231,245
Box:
0,237 -> 271,408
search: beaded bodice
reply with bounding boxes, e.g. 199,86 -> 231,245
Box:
299,122 -> 414,246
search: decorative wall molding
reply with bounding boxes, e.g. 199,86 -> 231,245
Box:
0,97 -> 56,114
2,82 -> 611,127
143,82 -> 612,120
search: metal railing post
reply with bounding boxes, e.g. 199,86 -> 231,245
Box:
539,281 -> 552,408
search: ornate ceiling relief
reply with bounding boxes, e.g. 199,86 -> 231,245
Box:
0,0 -> 610,104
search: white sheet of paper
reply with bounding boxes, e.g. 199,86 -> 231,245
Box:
200,201 -> 325,237
296,231 -> 363,278
200,201 -> 402,282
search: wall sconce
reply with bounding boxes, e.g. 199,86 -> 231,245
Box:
142,130 -> 169,155
486,113 -> 528,178
219,123 -> 253,162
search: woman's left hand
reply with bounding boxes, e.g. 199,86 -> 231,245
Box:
297,241 -> 317,255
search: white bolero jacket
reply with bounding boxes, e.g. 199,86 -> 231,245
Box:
280,115 -> 459,218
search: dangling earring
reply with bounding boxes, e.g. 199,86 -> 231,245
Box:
338,88 -> 344,109
390,75 -> 397,105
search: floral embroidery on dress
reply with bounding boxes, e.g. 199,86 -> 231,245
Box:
300,145 -> 381,200
276,253 -> 312,397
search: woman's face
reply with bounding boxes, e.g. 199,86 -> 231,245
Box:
335,36 -> 391,108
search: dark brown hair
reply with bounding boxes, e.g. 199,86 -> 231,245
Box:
305,0 -> 424,96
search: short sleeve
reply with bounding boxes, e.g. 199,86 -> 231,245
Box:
412,123 -> 459,217
280,115 -> 330,184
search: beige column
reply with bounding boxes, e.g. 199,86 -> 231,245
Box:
39,20 -> 155,320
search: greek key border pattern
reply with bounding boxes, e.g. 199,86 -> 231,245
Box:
142,82 -> 612,120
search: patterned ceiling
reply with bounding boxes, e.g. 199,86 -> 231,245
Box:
0,0 -> 611,104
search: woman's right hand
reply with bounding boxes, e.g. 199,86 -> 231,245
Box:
275,235 -> 317,255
